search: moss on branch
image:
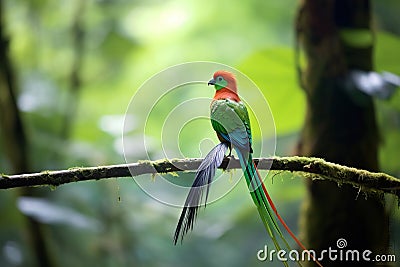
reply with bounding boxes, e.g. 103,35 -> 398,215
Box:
0,156 -> 399,198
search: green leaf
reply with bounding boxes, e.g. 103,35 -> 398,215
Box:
374,32 -> 400,175
375,31 -> 400,74
237,48 -> 305,135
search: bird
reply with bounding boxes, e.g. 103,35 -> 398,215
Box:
174,70 -> 322,267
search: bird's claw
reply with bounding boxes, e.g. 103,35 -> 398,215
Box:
224,154 -> 235,160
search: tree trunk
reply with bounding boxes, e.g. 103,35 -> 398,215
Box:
0,1 -> 55,266
296,0 -> 389,266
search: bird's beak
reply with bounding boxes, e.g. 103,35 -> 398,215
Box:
208,78 -> 215,86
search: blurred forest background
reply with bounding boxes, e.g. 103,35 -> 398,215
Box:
0,0 -> 400,266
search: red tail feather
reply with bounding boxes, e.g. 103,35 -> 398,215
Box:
254,164 -> 323,267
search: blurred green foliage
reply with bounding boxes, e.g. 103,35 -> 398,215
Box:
0,0 -> 399,266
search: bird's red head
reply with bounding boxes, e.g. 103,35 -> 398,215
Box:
208,70 -> 238,94
208,70 -> 240,102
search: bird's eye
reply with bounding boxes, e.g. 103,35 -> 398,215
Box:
217,77 -> 223,81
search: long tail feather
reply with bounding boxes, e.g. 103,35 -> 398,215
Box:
173,142 -> 228,244
237,151 -> 323,267
256,166 -> 323,267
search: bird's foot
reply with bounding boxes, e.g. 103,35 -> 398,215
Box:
224,154 -> 235,160
221,154 -> 235,171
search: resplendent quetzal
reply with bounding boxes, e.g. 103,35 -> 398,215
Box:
174,70 -> 322,267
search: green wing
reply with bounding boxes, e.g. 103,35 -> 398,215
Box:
210,99 -> 252,152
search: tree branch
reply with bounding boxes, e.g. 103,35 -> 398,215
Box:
1,156 -> 399,197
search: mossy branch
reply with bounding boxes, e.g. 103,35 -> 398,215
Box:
0,156 -> 399,197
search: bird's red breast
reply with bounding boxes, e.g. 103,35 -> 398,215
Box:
212,70 -> 240,102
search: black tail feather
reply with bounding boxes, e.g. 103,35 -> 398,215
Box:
173,142 -> 228,244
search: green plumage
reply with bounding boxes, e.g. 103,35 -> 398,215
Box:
210,98 -> 294,267
210,99 -> 252,152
